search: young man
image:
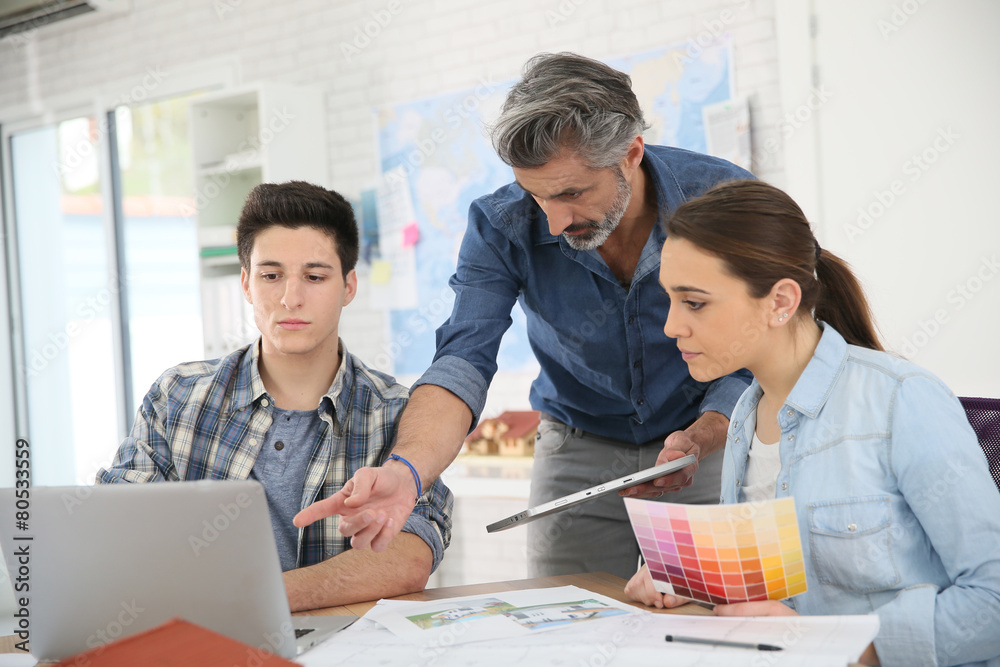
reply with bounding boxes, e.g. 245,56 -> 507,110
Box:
98,181 -> 452,611
296,53 -> 753,580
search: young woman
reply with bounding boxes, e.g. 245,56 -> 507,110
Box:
625,180 -> 1000,667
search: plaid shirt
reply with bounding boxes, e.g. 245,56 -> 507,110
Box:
97,339 -> 453,570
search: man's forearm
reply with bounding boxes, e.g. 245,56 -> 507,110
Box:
283,532 -> 433,611
388,384 -> 473,489
685,410 -> 730,459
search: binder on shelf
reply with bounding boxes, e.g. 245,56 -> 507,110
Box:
201,274 -> 255,359
188,84 -> 327,362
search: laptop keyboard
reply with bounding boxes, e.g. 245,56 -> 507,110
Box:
295,628 -> 315,638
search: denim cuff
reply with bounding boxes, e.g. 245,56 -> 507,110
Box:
413,355 -> 490,424
699,373 -> 751,419
873,584 -> 937,667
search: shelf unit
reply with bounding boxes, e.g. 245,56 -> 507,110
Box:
189,83 -> 328,358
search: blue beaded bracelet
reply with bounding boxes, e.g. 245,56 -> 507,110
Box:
387,454 -> 422,498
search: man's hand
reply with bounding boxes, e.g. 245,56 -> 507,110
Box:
293,463 -> 417,552
621,411 -> 729,499
295,385 -> 472,553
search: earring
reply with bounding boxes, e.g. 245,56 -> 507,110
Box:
778,313 -> 788,322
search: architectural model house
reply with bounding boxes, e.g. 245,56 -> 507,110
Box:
464,411 -> 540,457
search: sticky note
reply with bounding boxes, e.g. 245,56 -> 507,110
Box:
402,222 -> 419,248
372,260 -> 392,284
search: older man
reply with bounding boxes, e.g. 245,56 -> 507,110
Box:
298,53 -> 753,579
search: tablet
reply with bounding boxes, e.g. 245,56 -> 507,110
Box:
486,454 -> 698,533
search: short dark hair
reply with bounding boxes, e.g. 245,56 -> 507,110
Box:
236,181 -> 359,276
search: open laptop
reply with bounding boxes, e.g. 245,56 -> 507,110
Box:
0,480 -> 354,661
486,454 -> 698,532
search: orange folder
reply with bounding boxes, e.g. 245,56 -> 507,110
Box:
53,617 -> 300,666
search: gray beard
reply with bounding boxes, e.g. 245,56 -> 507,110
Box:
563,169 -> 632,251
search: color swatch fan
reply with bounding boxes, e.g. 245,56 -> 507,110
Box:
624,496 -> 807,605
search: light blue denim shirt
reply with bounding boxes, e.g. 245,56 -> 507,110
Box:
723,324 -> 1000,667
415,145 -> 754,442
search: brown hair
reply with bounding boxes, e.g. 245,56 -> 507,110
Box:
236,181 -> 359,276
665,180 -> 883,351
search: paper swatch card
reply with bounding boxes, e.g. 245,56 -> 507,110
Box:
624,496 -> 807,605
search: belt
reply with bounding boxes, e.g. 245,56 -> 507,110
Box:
538,412 -> 666,447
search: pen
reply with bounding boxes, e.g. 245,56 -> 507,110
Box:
665,635 -> 783,651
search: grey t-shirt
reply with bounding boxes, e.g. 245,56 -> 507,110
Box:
251,405 -> 324,571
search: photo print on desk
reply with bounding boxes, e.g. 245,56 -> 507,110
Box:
364,586 -> 639,644
406,597 -> 628,632
624,497 -> 807,605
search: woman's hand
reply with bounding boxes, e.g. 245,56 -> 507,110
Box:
624,564 -> 689,609
713,600 -> 798,616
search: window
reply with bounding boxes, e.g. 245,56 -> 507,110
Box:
8,92 -> 205,484
11,118 -> 119,485
115,95 -> 203,412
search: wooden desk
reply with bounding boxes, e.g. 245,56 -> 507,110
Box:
0,632 -> 23,656
0,572 -> 705,656
340,571 -> 710,617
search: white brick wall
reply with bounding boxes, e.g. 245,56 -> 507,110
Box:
1,0 -> 785,584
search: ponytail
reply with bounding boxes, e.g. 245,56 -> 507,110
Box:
814,251 -> 883,351
666,180 -> 883,351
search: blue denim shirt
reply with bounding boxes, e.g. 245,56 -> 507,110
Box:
415,145 -> 754,442
723,324 -> 1000,667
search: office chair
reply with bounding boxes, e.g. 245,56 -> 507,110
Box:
959,397 -> 1000,492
